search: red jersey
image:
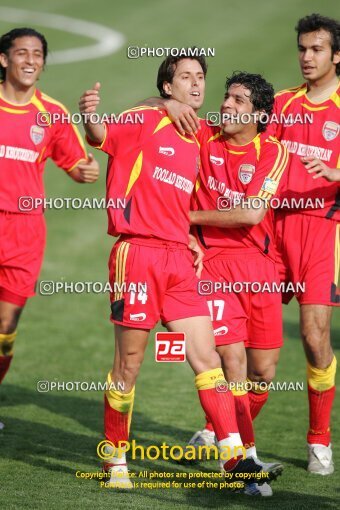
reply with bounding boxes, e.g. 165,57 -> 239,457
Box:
267,83 -> 340,220
194,123 -> 288,261
0,88 -> 87,214
88,107 -> 200,245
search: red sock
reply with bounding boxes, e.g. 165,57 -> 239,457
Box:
204,415 -> 214,432
0,355 -> 13,384
195,369 -> 239,440
234,393 -> 255,449
197,387 -> 238,440
104,395 -> 128,445
307,385 -> 335,446
248,390 -> 269,420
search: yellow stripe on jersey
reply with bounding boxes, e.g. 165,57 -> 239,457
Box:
330,91 -> 340,108
121,106 -> 161,114
193,133 -> 200,149
281,86 -> 307,114
40,93 -> 86,153
153,116 -> 173,134
257,191 -> 271,200
31,94 -> 50,114
37,146 -> 47,163
69,122 -> 86,153
274,85 -> 304,98
67,157 -> 87,173
119,243 -> 129,300
301,103 -> 328,112
40,92 -> 66,109
125,150 -> 143,196
195,174 -> 201,193
114,242 -> 129,301
0,106 -> 29,114
257,142 -> 288,199
207,131 -> 222,143
264,141 -> 284,180
253,134 -> 261,161
271,144 -> 288,182
115,243 -> 124,300
153,114 -> 196,142
175,130 -> 195,144
225,148 -> 247,155
335,224 -> 340,286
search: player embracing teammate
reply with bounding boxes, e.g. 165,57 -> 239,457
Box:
79,52 -> 283,490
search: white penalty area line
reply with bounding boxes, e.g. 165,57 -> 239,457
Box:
0,6 -> 125,64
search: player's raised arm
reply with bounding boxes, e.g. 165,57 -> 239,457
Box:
79,82 -> 105,144
136,97 -> 200,135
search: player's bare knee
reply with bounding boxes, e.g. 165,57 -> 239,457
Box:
189,346 -> 221,373
248,364 -> 276,385
219,347 -> 246,382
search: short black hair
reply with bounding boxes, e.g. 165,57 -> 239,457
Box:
296,14 -> 340,75
0,27 -> 48,80
157,47 -> 207,98
225,72 -> 274,133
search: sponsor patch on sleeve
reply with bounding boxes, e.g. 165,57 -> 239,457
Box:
261,177 -> 278,195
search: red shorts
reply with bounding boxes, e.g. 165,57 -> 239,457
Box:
0,211 -> 46,306
275,212 -> 340,306
200,250 -> 283,349
109,236 -> 210,329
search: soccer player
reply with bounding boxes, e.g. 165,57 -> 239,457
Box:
139,71 -> 288,496
266,14 -> 339,475
0,28 -> 99,407
79,54 -> 277,489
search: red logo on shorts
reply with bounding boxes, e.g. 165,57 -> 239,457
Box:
155,332 -> 186,362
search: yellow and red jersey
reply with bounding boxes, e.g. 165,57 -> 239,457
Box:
88,107 -> 200,245
194,122 -> 288,261
267,83 -> 340,220
0,88 -> 87,214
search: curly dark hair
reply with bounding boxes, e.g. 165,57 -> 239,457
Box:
225,72 -> 274,133
0,27 -> 48,80
296,14 -> 340,75
157,47 -> 207,98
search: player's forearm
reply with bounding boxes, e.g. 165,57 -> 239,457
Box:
82,121 -> 105,145
190,205 -> 265,228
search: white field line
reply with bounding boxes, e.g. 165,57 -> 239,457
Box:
0,6 -> 125,64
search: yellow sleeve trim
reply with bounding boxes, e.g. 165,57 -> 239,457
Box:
66,157 -> 87,173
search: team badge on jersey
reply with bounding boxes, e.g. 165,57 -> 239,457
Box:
322,121 -> 339,142
238,164 -> 255,184
210,155 -> 224,166
30,125 -> 45,145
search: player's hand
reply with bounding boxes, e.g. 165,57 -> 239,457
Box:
165,99 -> 200,135
76,153 -> 100,182
79,82 -> 101,115
302,157 -> 340,182
188,233 -> 204,278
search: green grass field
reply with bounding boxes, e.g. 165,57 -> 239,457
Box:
0,0 -> 339,508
